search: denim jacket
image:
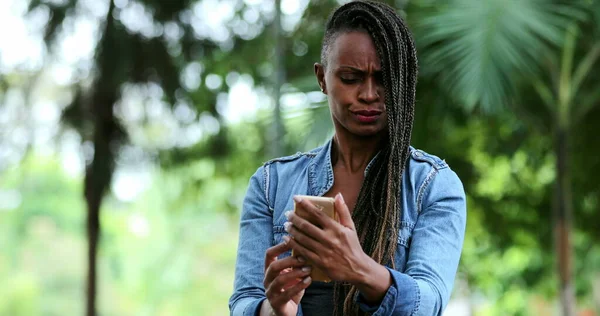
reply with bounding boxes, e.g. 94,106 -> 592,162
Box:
229,140 -> 466,316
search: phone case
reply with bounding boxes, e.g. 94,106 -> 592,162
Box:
291,195 -> 337,282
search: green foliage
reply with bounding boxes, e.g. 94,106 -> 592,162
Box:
0,153 -> 240,315
2,0 -> 600,314
0,155 -> 86,315
408,0 -> 583,112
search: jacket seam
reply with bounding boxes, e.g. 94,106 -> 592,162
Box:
410,278 -> 421,316
416,167 -> 438,214
411,149 -> 449,170
262,151 -> 319,212
263,152 -> 317,165
262,164 -> 274,212
397,221 -> 415,246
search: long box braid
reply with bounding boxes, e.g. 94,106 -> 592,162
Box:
320,1 -> 418,314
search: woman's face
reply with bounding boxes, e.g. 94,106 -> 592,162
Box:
315,31 -> 387,137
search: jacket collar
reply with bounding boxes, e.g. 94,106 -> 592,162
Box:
307,138 -> 387,197
308,139 -> 334,196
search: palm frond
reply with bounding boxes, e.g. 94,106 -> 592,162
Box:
410,0 -> 581,112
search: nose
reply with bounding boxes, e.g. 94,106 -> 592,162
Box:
358,77 -> 380,104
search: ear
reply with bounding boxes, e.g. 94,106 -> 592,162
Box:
314,63 -> 327,94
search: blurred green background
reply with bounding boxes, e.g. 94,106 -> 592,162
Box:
0,0 -> 599,315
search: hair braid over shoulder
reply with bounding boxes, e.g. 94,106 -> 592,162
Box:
320,1 -> 418,314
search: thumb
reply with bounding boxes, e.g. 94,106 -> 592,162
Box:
335,193 -> 355,230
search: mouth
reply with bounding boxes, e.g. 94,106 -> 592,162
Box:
351,109 -> 383,123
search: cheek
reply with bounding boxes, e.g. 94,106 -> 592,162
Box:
328,83 -> 355,107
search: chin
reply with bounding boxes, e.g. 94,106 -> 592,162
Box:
333,117 -> 386,138
350,126 -> 386,137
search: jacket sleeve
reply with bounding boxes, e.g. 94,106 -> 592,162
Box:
229,166 -> 272,316
357,167 -> 467,315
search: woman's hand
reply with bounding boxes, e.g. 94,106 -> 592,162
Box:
283,193 -> 370,283
284,193 -> 392,303
261,242 -> 313,316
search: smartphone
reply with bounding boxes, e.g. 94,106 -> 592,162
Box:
291,195 -> 337,283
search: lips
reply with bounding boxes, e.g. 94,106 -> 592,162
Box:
351,109 -> 382,123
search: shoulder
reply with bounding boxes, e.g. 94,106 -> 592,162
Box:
262,144 -> 323,167
408,146 -> 449,171
406,146 -> 464,212
248,144 -> 325,189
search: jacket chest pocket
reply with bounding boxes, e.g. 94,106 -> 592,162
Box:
394,221 -> 414,271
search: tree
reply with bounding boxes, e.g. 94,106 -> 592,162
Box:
26,0 -> 282,313
281,0 -> 600,312
408,0 -> 600,314
11,0 -> 600,314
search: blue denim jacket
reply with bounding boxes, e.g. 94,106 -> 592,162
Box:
229,140 -> 466,316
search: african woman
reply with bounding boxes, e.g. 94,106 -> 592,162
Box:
229,1 -> 466,315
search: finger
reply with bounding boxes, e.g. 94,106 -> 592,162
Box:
269,266 -> 312,292
293,196 -> 333,229
264,242 -> 292,273
287,211 -> 326,242
285,220 -> 324,253
270,276 -> 312,307
264,255 -> 306,287
284,235 -> 320,266
335,193 -> 355,230
281,276 -> 312,301
281,270 -> 300,290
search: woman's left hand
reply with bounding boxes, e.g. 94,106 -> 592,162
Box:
283,193 -> 371,284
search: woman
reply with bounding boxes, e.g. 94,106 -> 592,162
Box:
229,1 -> 466,315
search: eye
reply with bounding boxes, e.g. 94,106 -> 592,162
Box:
340,76 -> 360,84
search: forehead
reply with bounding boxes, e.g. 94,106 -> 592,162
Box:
327,31 -> 380,69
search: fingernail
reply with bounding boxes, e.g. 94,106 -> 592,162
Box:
336,193 -> 345,203
303,276 -> 312,284
297,256 -> 306,263
293,196 -> 303,203
283,236 -> 290,244
284,210 -> 292,220
302,266 -> 312,272
284,222 -> 291,232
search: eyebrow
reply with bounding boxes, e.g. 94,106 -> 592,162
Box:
337,65 -> 382,74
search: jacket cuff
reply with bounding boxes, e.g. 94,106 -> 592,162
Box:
356,267 -> 420,315
244,298 -> 266,316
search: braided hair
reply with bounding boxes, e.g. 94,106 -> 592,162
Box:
320,1 -> 418,314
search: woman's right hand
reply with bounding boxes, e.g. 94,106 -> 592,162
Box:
261,241 -> 313,316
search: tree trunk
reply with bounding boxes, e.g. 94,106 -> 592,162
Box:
271,0 -> 285,157
84,1 -> 118,314
84,93 -> 118,316
555,125 -> 576,316
85,190 -> 101,316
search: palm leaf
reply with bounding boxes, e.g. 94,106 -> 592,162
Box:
409,0 -> 580,112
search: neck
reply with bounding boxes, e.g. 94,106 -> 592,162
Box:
331,130 -> 385,174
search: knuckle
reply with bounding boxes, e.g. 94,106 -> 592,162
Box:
265,287 -> 274,299
297,220 -> 308,231
333,238 -> 342,249
293,221 -> 303,231
265,247 -> 275,257
270,258 -> 280,268
321,257 -> 329,268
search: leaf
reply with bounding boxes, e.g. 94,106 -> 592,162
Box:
572,42 -> 600,96
409,0 -> 580,112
